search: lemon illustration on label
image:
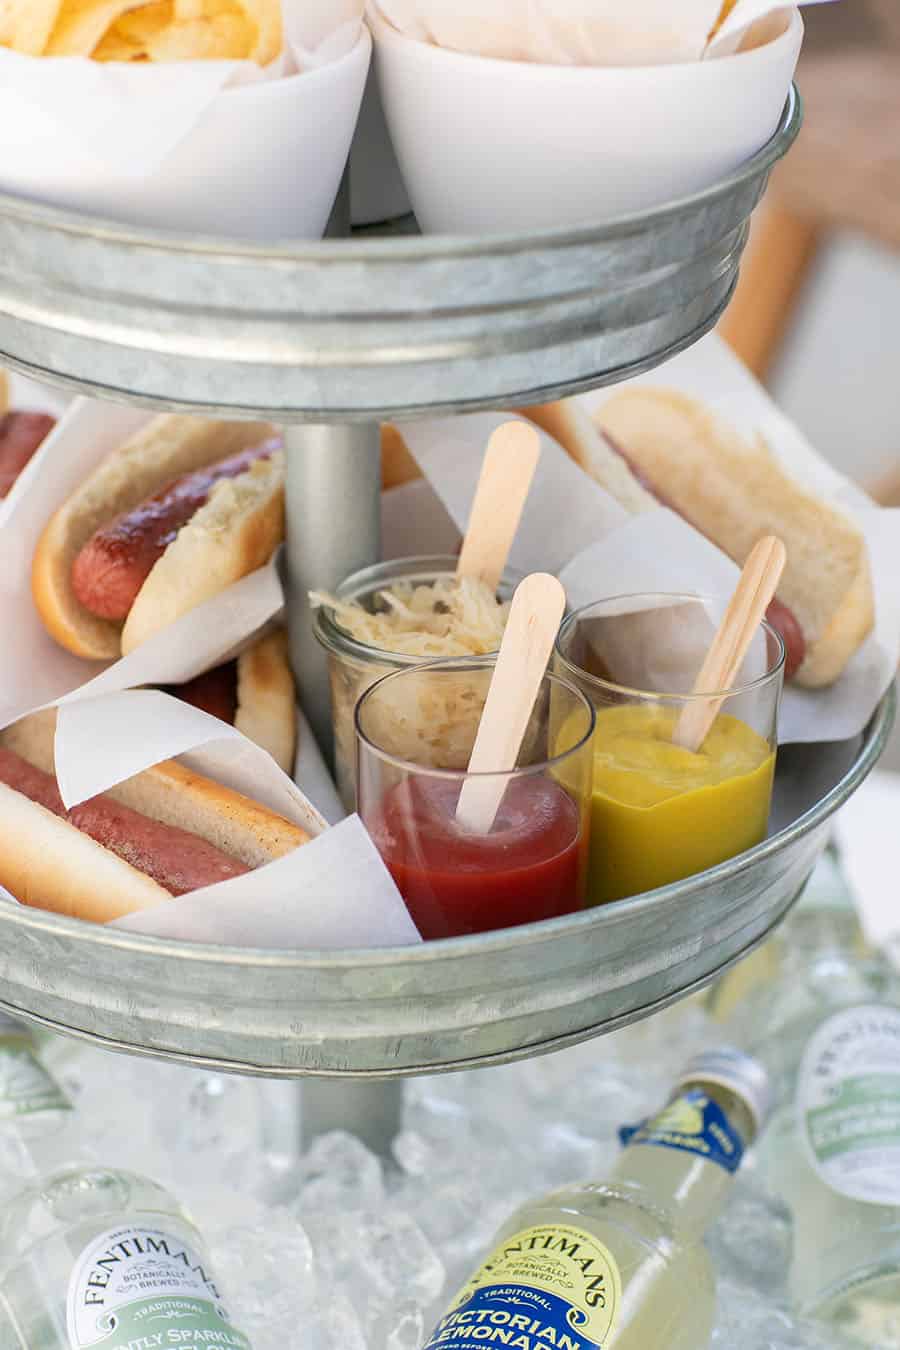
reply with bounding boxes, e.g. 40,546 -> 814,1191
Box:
651,1096 -> 707,1137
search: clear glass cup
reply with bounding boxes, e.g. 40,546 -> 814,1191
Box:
356,658 -> 595,941
554,593 -> 786,906
314,555 -> 520,809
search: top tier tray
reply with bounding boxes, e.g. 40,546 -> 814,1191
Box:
0,91 -> 800,421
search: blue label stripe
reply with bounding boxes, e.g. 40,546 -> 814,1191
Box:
425,1286 -> 605,1350
618,1089 -> 745,1174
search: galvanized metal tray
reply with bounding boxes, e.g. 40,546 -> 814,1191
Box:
0,688 -> 891,1078
0,91 -> 800,421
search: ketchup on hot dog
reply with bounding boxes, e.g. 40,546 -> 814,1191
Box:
71,438 -> 283,622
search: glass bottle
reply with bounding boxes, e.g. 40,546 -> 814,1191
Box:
706,838 -> 869,1022
423,1048 -> 770,1350
0,1165 -> 251,1349
726,873 -> 900,1346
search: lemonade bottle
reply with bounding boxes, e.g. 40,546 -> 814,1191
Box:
423,1048 -> 770,1350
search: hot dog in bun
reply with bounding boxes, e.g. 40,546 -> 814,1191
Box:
32,415 -> 284,661
0,710 -> 308,923
0,369 -> 58,499
524,393 -> 875,689
164,629 -> 298,775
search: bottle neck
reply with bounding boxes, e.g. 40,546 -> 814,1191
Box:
783,842 -> 868,963
0,1033 -> 74,1186
611,1081 -> 756,1240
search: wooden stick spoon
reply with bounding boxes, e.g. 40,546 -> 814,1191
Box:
456,421 -> 541,593
673,536 -> 787,754
455,573 -> 566,835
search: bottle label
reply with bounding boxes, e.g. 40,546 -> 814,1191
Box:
798,1004 -> 900,1206
618,1088 -> 745,1173
0,1040 -> 71,1119
424,1223 -> 620,1350
67,1225 -> 251,1350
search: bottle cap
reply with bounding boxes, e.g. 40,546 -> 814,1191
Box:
676,1046 -> 772,1139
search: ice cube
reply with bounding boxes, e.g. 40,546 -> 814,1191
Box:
298,1129 -> 385,1214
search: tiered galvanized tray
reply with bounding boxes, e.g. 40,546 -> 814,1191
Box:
0,86 -> 881,1090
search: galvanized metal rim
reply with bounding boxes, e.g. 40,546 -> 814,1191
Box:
0,906 -> 799,1079
0,87 -> 801,257
0,685 -> 891,967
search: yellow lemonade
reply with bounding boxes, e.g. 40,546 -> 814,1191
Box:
588,703 -> 775,904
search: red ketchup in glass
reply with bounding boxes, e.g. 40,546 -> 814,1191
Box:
371,774 -> 585,940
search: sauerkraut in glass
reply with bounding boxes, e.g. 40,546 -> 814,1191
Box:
312,557 -> 515,808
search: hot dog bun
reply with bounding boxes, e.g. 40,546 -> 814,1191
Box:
0,711 -> 310,921
0,780 -> 171,922
32,415 -> 279,661
586,390 -> 874,690
236,629 -> 297,777
381,424 -> 424,491
521,394 -> 875,689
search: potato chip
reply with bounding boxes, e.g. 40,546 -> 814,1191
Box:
93,0 -> 171,59
0,0 -> 63,55
144,11 -> 255,60
175,0 -> 281,64
45,0 -> 150,57
238,0 -> 281,65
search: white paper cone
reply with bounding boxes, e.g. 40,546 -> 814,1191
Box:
53,690 -> 420,949
0,1 -> 365,176
375,0 -> 823,64
0,398 -> 286,732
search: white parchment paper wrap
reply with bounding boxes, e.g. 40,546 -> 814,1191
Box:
397,335 -> 898,745
0,1 -> 365,176
0,690 -> 419,950
0,398 -> 285,732
373,0 -> 834,65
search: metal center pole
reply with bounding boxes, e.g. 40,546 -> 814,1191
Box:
283,422 -> 381,765
283,420 -> 405,1156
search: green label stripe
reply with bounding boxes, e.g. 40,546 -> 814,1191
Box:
83,1295 -> 251,1350
807,1073 -> 900,1163
0,1044 -> 71,1118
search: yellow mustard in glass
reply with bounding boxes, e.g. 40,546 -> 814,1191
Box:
589,703 -> 775,904
554,592 -> 786,907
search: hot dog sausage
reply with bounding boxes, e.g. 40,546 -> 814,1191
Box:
165,661 -> 238,725
604,432 -> 806,680
0,747 -> 249,896
0,412 -> 57,498
71,437 -> 282,622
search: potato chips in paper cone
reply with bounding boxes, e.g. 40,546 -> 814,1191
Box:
0,0 -> 366,188
373,0 -> 834,65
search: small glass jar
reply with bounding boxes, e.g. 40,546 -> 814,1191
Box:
356,657 -> 595,940
314,555 -> 520,809
555,593 -> 786,905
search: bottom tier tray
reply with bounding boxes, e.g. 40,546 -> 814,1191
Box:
0,690 -> 892,1078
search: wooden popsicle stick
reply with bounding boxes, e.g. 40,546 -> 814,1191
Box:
455,573 -> 566,835
673,536 -> 787,754
456,421 -> 541,593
